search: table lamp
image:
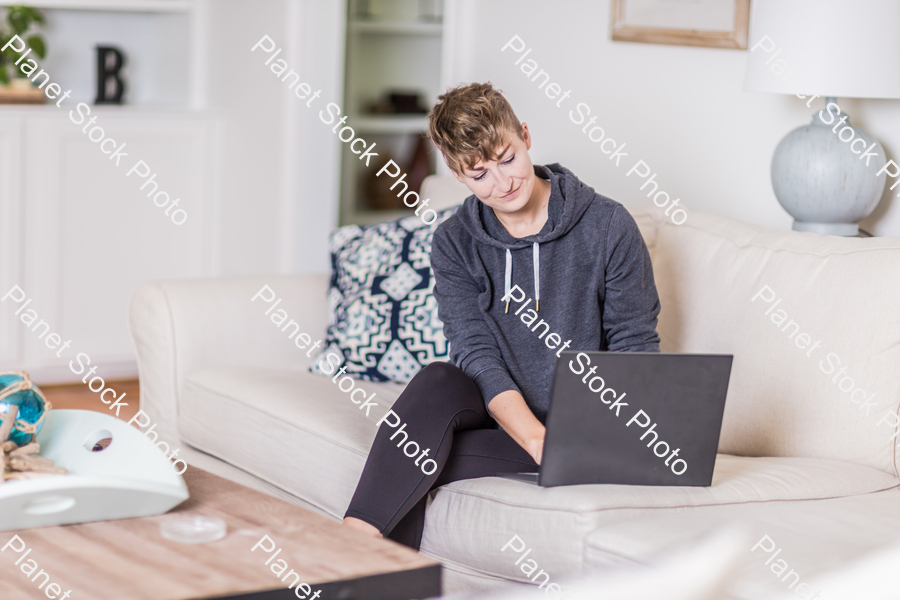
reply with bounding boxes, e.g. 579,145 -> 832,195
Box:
743,0 -> 900,236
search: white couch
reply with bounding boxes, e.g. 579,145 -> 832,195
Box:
129,176 -> 900,598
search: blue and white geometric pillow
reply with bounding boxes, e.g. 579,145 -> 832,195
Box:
310,208 -> 458,383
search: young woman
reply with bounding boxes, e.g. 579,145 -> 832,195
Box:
342,82 -> 661,549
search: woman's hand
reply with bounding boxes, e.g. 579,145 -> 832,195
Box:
487,390 -> 546,466
523,434 -> 545,465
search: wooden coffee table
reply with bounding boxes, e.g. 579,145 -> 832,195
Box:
0,466 -> 441,599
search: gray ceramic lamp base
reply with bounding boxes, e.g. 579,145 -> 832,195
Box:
792,221 -> 861,236
771,99 -> 886,237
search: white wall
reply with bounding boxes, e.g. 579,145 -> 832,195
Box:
442,0 -> 900,235
289,0 -> 345,273
206,0 -> 344,276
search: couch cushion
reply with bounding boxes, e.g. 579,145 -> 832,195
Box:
466,528 -> 748,600
310,207 -> 457,384
647,210 -> 900,475
419,455 -> 898,584
178,367 -> 406,519
582,486 -> 900,600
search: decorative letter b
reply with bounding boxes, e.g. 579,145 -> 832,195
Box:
95,46 -> 126,104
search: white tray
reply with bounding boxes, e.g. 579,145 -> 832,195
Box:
0,409 -> 189,531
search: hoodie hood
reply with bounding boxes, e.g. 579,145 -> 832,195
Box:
455,163 -> 596,250
454,163 -> 597,311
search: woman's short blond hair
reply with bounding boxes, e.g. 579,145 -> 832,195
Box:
427,82 -> 523,175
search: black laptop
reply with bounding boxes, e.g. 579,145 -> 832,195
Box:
499,351 -> 733,487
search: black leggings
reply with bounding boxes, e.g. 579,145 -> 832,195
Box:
344,362 -> 537,549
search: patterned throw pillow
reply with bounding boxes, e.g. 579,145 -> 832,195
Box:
310,208 -> 458,383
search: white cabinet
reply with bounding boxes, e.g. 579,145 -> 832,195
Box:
0,1 -> 218,383
1,108 -> 218,382
0,0 -> 347,383
0,118 -> 24,369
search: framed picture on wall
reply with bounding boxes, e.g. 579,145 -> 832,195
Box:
611,0 -> 750,50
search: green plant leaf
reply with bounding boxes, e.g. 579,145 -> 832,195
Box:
26,35 -> 44,59
24,7 -> 45,24
10,23 -> 27,36
9,11 -> 27,35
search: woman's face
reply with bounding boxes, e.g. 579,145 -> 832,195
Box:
454,123 -> 537,215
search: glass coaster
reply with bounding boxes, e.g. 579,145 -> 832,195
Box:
160,515 -> 227,544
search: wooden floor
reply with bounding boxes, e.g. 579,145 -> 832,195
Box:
39,378 -> 141,424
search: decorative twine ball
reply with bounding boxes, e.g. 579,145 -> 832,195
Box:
0,371 -> 49,446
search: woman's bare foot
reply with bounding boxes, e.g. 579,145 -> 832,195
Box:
343,516 -> 382,538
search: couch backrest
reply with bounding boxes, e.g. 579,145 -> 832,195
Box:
634,207 -> 900,476
421,174 -> 470,211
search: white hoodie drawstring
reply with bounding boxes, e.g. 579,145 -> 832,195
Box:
504,249 -> 512,314
504,244 -> 541,313
533,242 -> 540,312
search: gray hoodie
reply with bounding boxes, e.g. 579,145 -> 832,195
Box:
431,163 -> 660,422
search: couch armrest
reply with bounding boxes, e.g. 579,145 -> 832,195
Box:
128,274 -> 330,443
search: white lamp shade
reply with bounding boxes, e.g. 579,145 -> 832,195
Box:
744,0 -> 900,99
